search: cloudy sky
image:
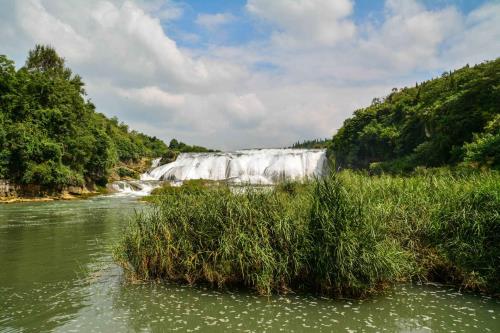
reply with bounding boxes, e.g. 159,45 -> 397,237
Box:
1,0 -> 499,150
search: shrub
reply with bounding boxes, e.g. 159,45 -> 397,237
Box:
116,167 -> 139,179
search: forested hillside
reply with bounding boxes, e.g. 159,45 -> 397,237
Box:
0,46 -> 178,190
331,59 -> 500,172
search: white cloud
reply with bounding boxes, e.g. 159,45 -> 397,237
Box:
17,0 -> 93,62
358,0 -> 463,71
116,86 -> 186,108
196,12 -> 236,30
445,2 -> 500,68
0,0 -> 498,150
246,0 -> 356,47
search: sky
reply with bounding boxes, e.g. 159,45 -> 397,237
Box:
0,0 -> 499,150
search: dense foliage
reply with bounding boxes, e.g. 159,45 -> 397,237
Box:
0,46 -> 198,189
290,138 -> 331,149
154,139 -> 219,166
331,59 -> 500,172
168,138 -> 218,153
114,170 -> 500,296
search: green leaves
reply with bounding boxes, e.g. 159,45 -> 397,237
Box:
0,46 -> 170,189
464,115 -> 500,169
331,58 -> 500,172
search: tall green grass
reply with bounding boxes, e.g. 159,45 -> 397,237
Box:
340,169 -> 500,293
114,170 -> 500,296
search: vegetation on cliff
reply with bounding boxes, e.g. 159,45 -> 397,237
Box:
331,59 -> 500,172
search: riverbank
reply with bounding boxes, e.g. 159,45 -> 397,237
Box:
115,169 -> 500,298
0,192 -> 102,203
0,180 -> 107,203
0,157 -> 154,203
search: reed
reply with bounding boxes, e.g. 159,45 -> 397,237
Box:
341,169 -> 500,293
114,169 -> 500,296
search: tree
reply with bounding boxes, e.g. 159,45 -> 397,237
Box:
169,138 -> 179,149
0,46 -> 175,190
25,45 -> 65,74
330,58 -> 500,172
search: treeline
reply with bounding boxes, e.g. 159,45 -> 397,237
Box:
331,59 -> 500,172
290,138 -> 331,149
168,138 -> 218,153
0,45 -> 207,190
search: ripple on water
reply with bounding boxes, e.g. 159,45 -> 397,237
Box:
1,197 -> 500,332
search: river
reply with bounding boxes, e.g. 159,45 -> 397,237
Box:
1,195 -> 499,332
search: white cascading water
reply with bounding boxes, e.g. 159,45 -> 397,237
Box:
109,180 -> 161,196
111,149 -> 327,195
143,149 -> 327,184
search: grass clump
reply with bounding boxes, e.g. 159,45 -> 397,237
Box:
341,169 -> 500,293
115,183 -> 311,294
115,174 -> 408,297
114,170 -> 500,297
308,175 -> 409,297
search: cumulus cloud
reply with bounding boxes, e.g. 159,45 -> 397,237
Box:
445,2 -> 500,67
358,0 -> 463,71
9,0 -> 245,91
0,0 -> 498,149
246,0 -> 356,47
17,0 -> 93,62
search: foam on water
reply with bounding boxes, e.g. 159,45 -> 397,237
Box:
109,180 -> 161,197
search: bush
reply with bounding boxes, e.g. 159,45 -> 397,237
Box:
116,167 -> 139,179
22,161 -> 83,186
464,115 -> 500,169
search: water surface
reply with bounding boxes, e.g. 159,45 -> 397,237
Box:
1,196 -> 499,332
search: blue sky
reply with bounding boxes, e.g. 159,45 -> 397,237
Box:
167,0 -> 490,46
0,0 -> 499,149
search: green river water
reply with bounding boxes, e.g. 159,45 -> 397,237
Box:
1,195 -> 499,332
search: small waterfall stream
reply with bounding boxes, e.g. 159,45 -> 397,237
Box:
111,149 -> 327,195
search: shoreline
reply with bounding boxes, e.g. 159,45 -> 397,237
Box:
0,190 -> 106,204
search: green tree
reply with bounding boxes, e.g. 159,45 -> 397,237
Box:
331,59 -> 500,172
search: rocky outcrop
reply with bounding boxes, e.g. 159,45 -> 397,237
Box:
0,180 -> 20,198
0,179 -> 96,202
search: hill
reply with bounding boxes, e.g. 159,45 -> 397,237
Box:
330,59 -> 500,172
0,45 -> 207,193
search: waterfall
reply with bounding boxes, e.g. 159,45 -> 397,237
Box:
150,157 -> 162,169
108,180 -> 161,196
141,149 -> 327,185
110,149 -> 327,195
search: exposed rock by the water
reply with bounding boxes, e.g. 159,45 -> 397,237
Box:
0,179 -> 98,203
0,179 -> 19,198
